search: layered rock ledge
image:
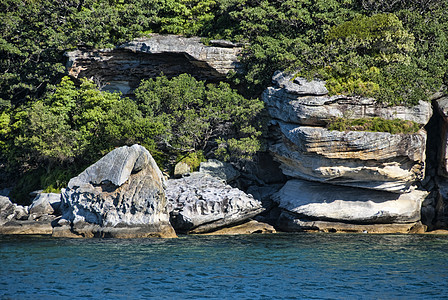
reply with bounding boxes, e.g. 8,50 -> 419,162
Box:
66,34 -> 242,95
264,71 -> 429,194
261,71 -> 432,231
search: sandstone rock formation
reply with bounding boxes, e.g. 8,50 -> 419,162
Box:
0,195 -> 57,235
165,172 -> 264,234
263,71 -> 432,126
201,220 -> 276,235
199,159 -> 240,183
264,71 -> 428,194
273,179 -> 427,224
66,34 -> 242,95
261,71 -> 433,231
272,121 -> 426,193
29,193 -> 61,217
277,211 -> 426,234
54,144 -> 176,238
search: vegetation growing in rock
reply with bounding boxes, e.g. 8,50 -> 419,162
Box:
1,0 -> 448,200
327,117 -> 420,134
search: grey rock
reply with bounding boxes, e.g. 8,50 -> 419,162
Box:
166,172 -> 264,233
201,220 -> 276,235
263,85 -> 432,126
29,193 -> 61,217
277,211 -> 426,233
57,144 -> 176,238
247,184 -> 282,211
66,34 -> 242,95
270,122 -> 426,193
272,71 -> 328,96
209,39 -> 240,48
199,159 -> 240,183
0,196 -> 29,225
173,161 -> 191,178
273,179 -> 427,224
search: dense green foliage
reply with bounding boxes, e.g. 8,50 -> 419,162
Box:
1,0 -> 448,201
134,74 -> 264,163
1,75 -> 262,201
327,117 -> 420,134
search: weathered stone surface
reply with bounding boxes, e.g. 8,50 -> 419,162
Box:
271,71 -> 328,96
273,179 -> 427,224
29,193 -> 61,217
263,71 -> 432,126
0,196 -> 28,225
277,211 -> 426,233
66,34 -> 242,95
56,144 -> 176,238
166,172 -> 264,234
201,220 -> 276,235
174,161 -> 191,178
270,122 -> 426,193
0,196 -> 57,235
199,159 -> 240,183
247,184 -> 282,211
435,97 -> 448,178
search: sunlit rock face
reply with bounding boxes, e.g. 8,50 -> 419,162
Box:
165,172 -> 264,234
273,179 -> 427,224
261,71 -> 432,231
271,121 -> 426,193
263,71 -> 432,127
263,71 -> 429,194
65,34 -> 242,95
55,144 -> 176,238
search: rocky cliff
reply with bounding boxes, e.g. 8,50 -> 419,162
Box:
263,71 -> 434,233
65,34 -> 242,95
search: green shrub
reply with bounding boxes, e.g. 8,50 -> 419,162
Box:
135,74 -> 264,163
176,151 -> 206,172
327,117 -> 420,134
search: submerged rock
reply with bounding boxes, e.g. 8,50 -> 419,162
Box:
277,211 -> 426,234
273,179 -> 427,224
54,144 -> 176,238
201,220 -> 276,235
166,172 -> 264,233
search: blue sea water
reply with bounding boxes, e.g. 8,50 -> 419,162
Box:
1,233 -> 448,299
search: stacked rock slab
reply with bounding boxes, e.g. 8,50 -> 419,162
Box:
263,71 -> 431,233
54,144 -> 176,238
166,172 -> 264,234
65,34 -> 242,95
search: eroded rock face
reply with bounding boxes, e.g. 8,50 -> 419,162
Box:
271,122 -> 426,193
277,211 -> 426,234
436,97 -> 448,177
273,180 -> 427,224
55,144 -> 176,238
263,71 -> 432,126
263,71 -> 429,194
199,159 -> 240,183
66,34 -> 242,95
166,172 -> 264,234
